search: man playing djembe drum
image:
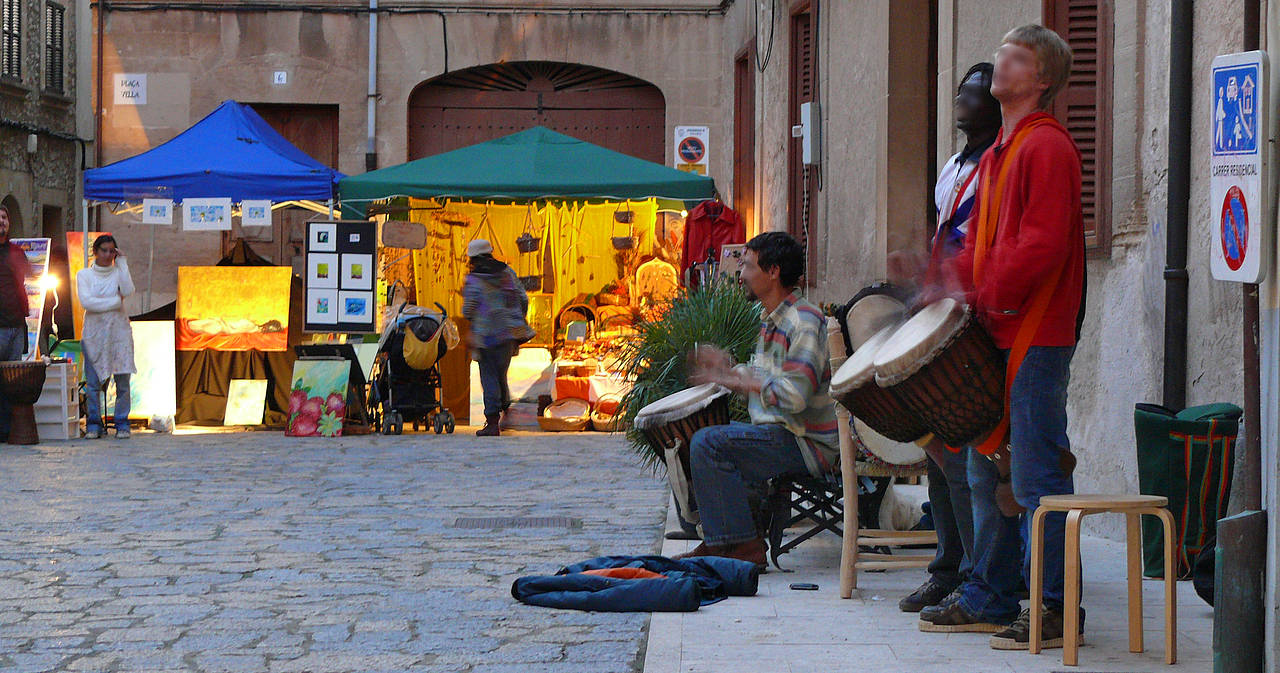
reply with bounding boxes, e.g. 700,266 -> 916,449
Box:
907,25 -> 1086,650
894,61 -> 1002,615
676,232 -> 839,567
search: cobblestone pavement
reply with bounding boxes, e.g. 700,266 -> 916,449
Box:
0,429 -> 668,672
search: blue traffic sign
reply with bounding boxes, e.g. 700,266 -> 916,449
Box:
1213,63 -> 1259,156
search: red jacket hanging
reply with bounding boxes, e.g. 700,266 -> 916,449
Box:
681,201 -> 745,278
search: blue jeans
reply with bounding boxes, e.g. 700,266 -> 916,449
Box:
0,326 -> 25,437
959,346 -> 1075,619
688,422 -> 809,546
475,342 -> 514,419
927,446 -> 974,590
84,356 -> 130,433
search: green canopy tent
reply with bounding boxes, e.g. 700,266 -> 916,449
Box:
337,126 -> 716,217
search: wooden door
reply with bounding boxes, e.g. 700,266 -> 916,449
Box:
408,61 -> 666,162
228,104 -> 340,271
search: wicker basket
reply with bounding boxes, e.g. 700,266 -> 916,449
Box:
590,410 -> 625,433
538,398 -> 590,432
516,233 -> 541,253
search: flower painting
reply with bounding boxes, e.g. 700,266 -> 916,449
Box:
285,360 -> 350,437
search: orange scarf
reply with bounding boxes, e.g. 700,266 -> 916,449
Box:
972,117 -> 1068,456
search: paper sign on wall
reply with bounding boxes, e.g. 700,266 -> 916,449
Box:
114,74 -> 147,105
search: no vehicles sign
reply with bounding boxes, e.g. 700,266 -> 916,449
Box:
1209,51 -> 1271,282
674,126 -> 709,176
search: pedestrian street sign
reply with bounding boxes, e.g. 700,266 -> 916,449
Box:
1210,51 -> 1271,282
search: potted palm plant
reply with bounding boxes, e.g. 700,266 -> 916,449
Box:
614,278 -> 761,471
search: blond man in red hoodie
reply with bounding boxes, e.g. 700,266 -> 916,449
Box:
912,25 -> 1087,650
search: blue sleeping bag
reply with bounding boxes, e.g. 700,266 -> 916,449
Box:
511,554 -> 761,612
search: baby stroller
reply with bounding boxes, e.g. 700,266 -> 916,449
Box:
367,298 -> 457,435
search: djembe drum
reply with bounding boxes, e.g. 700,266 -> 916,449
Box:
0,360 -> 48,445
829,325 -> 931,443
872,298 -> 1006,448
633,383 -> 732,526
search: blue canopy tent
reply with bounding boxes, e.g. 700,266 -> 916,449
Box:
80,100 -> 345,428
85,99 -> 343,204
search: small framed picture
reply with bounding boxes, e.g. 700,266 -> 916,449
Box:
307,253 -> 338,289
338,291 -> 373,323
182,198 -> 233,231
340,253 -> 373,290
309,221 -> 337,252
241,200 -> 272,227
306,289 -> 338,325
142,199 -> 173,225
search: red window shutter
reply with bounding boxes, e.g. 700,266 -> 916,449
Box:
788,4 -> 814,252
1045,0 -> 1112,252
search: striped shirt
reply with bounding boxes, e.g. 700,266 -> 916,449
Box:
736,292 -> 840,475
932,140 -> 992,259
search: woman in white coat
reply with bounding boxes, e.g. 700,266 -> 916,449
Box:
77,234 -> 136,438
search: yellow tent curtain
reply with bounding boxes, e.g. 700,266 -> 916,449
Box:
405,198 -> 658,323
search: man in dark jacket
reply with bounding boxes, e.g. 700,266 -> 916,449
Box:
462,239 -> 531,437
0,204 -> 32,441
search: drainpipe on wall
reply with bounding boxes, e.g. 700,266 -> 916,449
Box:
366,0 -> 378,173
1162,0 -> 1192,412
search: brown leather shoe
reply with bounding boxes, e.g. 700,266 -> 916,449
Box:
673,537 -> 767,567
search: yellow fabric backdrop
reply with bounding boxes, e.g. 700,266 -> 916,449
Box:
405,198 -> 657,323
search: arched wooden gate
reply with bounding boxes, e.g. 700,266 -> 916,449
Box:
408,61 -> 666,163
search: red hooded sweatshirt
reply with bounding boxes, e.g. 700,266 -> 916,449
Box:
948,111 -> 1085,348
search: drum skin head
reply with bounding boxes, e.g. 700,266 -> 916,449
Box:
845,294 -> 908,352
853,416 -> 927,466
873,298 -> 967,385
830,325 -> 897,393
633,383 -> 730,430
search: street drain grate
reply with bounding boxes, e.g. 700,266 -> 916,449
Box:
452,516 -> 583,529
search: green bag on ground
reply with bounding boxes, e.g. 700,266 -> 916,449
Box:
1134,402 -> 1241,578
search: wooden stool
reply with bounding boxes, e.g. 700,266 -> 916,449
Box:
1029,494 -> 1177,666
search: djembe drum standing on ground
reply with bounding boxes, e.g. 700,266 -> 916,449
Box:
0,360 -> 48,444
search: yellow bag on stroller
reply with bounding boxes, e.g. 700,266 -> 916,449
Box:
402,317 -> 446,371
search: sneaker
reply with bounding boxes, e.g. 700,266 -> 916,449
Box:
918,601 -> 1012,633
115,428 -> 131,439
84,429 -> 101,439
989,606 -> 1085,650
899,578 -> 956,613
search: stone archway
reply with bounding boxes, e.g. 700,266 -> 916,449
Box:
407,61 -> 666,162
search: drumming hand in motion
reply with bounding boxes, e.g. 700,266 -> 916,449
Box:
688,344 -> 761,397
887,249 -> 967,309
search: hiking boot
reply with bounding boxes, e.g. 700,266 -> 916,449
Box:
84,429 -> 101,440
476,414 -> 500,437
673,537 -> 767,567
899,578 -> 955,613
989,606 -> 1085,650
116,428 -> 131,439
918,601 -> 1011,633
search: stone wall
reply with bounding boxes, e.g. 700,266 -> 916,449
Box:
0,0 -> 81,240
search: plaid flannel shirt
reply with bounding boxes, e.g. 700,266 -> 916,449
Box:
735,292 -> 840,475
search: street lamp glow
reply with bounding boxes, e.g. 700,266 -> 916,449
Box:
39,274 -> 58,291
